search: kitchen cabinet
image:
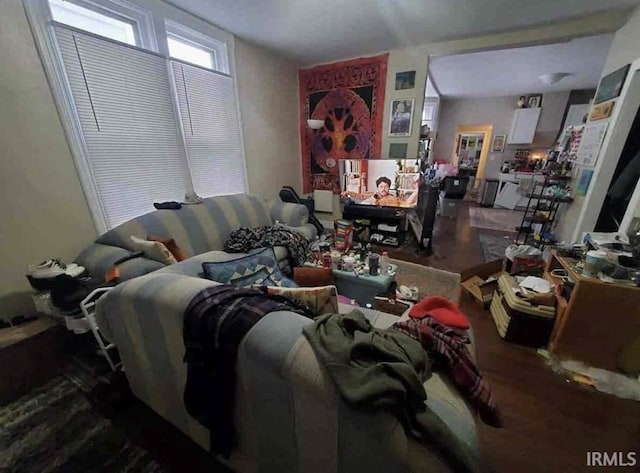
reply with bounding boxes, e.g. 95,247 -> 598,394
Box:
507,108 -> 541,144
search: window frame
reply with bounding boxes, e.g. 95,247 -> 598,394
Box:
24,0 -> 246,233
164,19 -> 229,74
48,0 -> 157,50
167,34 -> 216,70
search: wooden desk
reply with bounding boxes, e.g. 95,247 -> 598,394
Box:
544,252 -> 640,371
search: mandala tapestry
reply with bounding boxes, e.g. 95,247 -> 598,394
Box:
299,54 -> 388,193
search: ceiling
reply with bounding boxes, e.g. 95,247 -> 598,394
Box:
429,34 -> 613,97
166,0 -> 638,65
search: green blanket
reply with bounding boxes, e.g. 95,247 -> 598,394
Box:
303,310 -> 487,473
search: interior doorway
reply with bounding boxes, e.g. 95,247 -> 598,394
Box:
452,124 -> 493,181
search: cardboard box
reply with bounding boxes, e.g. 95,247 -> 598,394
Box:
460,260 -> 504,308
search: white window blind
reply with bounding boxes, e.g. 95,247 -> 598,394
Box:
171,61 -> 246,197
55,26 -> 188,228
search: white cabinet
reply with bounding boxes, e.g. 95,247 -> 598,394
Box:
507,108 -> 541,144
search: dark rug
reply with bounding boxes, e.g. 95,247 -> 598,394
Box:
0,373 -> 166,473
478,232 -> 515,263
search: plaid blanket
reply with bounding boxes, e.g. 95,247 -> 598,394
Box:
393,317 -> 502,427
224,225 -> 311,270
183,285 -> 315,456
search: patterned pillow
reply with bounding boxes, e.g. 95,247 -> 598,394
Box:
202,247 -> 297,288
266,285 -> 339,316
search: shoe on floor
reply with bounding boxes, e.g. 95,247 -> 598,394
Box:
27,260 -> 85,279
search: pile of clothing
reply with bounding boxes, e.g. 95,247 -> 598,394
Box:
181,286 -> 499,472
182,285 -> 314,456
224,225 -> 310,270
303,296 -> 501,473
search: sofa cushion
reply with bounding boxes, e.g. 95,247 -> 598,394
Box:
202,247 -> 297,288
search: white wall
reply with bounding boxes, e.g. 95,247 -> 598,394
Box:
381,51 -> 429,159
433,92 -> 570,178
601,6 -> 640,76
434,96 -> 515,172
235,39 -> 302,199
600,6 -> 640,231
0,0 -> 301,318
556,6 -> 640,242
0,0 -> 98,319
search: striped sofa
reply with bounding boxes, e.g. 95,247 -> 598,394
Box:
95,268 -> 482,473
75,193 -> 316,281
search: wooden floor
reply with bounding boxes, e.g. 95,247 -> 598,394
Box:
394,202 -> 640,472
381,201 -> 509,273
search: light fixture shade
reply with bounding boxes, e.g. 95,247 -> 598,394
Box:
307,119 -> 324,129
539,73 -> 571,86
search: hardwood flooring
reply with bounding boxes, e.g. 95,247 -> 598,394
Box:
389,202 -> 640,472
380,201 -> 511,272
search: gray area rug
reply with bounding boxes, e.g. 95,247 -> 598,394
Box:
391,258 -> 461,303
469,207 -> 523,232
478,233 -> 514,263
0,375 -> 166,473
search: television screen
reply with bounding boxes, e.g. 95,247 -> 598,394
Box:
339,159 -> 420,208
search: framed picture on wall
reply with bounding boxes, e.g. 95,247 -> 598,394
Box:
576,168 -> 594,196
389,143 -> 408,159
527,94 -> 543,108
389,99 -> 414,137
594,64 -> 630,104
395,71 -> 416,90
491,135 -> 506,152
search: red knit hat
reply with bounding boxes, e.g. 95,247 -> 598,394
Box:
409,296 -> 470,329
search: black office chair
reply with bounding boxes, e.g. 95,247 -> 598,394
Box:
278,186 -> 325,235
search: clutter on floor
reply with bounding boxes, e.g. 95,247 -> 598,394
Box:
537,350 -> 640,401
490,274 -> 556,347
463,231 -> 640,377
477,233 -> 514,263
461,260 -> 503,308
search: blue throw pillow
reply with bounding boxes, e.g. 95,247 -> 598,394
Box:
202,247 -> 298,288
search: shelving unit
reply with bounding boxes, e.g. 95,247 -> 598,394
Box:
343,205 -> 406,248
395,171 -> 419,196
516,175 -> 572,248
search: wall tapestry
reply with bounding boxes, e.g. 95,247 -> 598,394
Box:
299,53 -> 388,193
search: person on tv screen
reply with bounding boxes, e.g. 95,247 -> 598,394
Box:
361,176 -> 400,206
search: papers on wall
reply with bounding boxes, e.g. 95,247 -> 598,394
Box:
576,121 -> 609,167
